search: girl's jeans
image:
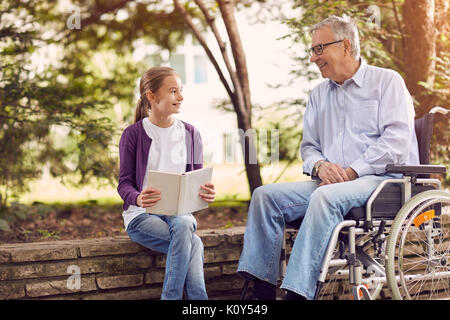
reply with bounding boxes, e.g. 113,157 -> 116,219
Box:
127,213 -> 208,300
237,175 -> 389,300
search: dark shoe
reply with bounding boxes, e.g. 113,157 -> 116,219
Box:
245,294 -> 262,300
283,290 -> 307,300
252,278 -> 277,300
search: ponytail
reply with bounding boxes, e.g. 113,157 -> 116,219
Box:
134,96 -> 150,123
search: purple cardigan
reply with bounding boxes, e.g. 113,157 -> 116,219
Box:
117,119 -> 203,210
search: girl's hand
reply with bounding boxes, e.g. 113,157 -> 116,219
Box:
137,187 -> 161,208
199,183 -> 215,203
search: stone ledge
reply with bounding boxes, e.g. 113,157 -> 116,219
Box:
0,227 -> 247,300
0,227 -> 422,300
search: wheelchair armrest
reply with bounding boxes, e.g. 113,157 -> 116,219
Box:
385,164 -> 446,175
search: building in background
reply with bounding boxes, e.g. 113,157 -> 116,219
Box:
134,10 -> 315,165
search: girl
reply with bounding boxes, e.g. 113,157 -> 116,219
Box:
117,66 -> 215,300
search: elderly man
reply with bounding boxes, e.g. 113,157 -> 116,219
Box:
237,15 -> 419,300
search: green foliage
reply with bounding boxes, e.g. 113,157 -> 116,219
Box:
0,201 -> 30,231
0,0 -> 122,209
0,219 -> 10,231
0,0 -> 211,214
36,229 -> 60,240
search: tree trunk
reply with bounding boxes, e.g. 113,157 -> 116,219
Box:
217,0 -> 262,193
402,0 -> 437,117
174,0 -> 263,194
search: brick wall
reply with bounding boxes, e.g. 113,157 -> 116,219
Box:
1,226 -> 433,300
0,227 -> 249,300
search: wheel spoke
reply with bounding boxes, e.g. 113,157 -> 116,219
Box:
386,191 -> 450,300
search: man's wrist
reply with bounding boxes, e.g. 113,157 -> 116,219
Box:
346,167 -> 358,180
312,160 -> 326,177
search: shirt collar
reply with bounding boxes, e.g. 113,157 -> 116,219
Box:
329,58 -> 367,88
350,58 -> 367,88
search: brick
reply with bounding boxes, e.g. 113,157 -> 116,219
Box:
0,261 -> 72,281
79,238 -> 144,257
82,287 -> 161,300
8,246 -> 78,263
206,275 -> 245,292
39,294 -> 81,300
0,283 -> 25,299
204,247 -> 240,264
196,230 -> 225,247
0,250 -> 10,264
0,255 -> 151,281
222,263 -> 238,275
25,277 -> 97,297
76,255 -> 151,275
224,227 -> 245,244
96,274 -> 143,289
154,255 -> 167,268
145,269 -> 165,284
204,266 -> 221,279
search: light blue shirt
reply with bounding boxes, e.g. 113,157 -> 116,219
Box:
301,59 -> 419,177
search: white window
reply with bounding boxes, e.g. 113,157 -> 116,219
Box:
169,54 -> 186,84
194,55 -> 208,83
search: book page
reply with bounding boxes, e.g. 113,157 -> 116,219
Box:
179,167 -> 213,214
145,171 -> 181,215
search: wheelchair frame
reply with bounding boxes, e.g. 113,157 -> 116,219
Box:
279,106 -> 449,300
312,176 -> 444,300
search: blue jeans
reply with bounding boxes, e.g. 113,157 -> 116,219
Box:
127,213 -> 208,300
237,175 -> 389,300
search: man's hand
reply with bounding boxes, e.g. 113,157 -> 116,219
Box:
136,187 -> 161,208
344,167 -> 358,181
318,164 -> 359,186
317,162 -> 359,186
318,161 -> 349,186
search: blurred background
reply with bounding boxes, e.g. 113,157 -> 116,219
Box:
0,0 -> 448,241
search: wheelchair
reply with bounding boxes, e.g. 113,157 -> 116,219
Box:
241,106 -> 449,300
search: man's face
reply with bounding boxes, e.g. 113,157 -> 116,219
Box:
309,27 -> 345,81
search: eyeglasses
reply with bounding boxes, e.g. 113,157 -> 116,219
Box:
309,40 -> 344,57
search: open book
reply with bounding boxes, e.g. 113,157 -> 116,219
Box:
145,167 -> 213,216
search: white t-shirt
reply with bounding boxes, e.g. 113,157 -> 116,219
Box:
122,117 -> 187,230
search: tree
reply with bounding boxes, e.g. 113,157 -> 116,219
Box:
172,0 -> 263,193
1,0 -> 273,221
63,0 -> 265,194
0,0 -> 118,212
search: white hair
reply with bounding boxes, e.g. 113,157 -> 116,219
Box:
309,15 -> 360,60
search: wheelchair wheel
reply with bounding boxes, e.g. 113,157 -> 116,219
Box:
386,190 -> 450,300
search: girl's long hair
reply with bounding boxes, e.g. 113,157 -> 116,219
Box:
134,66 -> 177,123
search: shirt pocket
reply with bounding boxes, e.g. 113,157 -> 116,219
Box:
348,100 -> 379,135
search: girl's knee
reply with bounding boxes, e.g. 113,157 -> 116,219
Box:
192,234 -> 204,251
170,215 -> 197,234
